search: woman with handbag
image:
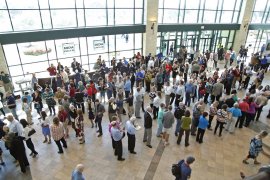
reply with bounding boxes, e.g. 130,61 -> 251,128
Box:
20,119 -> 38,158
43,88 -> 56,116
32,90 -> 43,118
58,105 -> 69,138
214,104 -> 228,137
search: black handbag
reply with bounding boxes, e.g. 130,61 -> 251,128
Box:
28,128 -> 36,136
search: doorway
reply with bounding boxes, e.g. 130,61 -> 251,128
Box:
161,40 -> 176,56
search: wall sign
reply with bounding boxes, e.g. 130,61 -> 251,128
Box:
93,40 -> 104,50
62,43 -> 75,54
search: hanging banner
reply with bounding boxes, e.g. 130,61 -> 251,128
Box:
93,40 -> 104,50
62,43 -> 75,54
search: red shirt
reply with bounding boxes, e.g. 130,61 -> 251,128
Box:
58,110 -> 67,122
47,67 -> 57,76
165,64 -> 172,72
69,87 -> 76,98
233,69 -> 240,77
239,101 -> 249,112
87,87 -> 93,96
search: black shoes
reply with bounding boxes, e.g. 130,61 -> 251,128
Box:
130,151 -> 137,154
98,134 -> 103,137
118,158 -> 125,161
146,145 -> 152,148
58,151 -> 63,154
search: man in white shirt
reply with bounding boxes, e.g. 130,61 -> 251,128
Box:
126,117 -> 137,154
7,115 -> 24,138
147,58 -> 154,70
164,82 -> 172,107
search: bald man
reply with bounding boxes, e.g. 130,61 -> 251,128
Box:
71,164 -> 85,180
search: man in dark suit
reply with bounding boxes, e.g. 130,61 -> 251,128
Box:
143,106 -> 153,148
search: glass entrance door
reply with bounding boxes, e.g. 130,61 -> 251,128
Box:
199,38 -> 211,54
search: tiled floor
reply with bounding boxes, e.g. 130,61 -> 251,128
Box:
1,60 -> 270,180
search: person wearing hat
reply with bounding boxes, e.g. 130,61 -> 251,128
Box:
126,117 -> 137,154
111,120 -> 125,161
175,156 -> 195,180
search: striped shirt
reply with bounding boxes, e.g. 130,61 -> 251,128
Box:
50,122 -> 65,141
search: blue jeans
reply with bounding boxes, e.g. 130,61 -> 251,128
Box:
175,119 -> 181,134
10,108 -> 18,119
156,124 -> 163,136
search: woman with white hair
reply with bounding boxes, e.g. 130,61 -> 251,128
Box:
126,117 -> 137,154
225,103 -> 242,133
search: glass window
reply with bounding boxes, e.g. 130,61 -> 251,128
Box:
109,35 -> 115,52
107,0 -> 114,8
9,65 -> 24,76
84,0 -> 106,8
81,55 -> 88,65
254,0 -> 267,11
51,10 -> 77,28
135,0 -> 143,8
0,0 -> 7,9
220,11 -> 233,23
76,0 -> 84,8
252,12 -> 264,23
185,0 -> 199,9
88,54 -> 99,64
77,9 -> 85,27
164,0 -> 179,8
115,0 -> 134,8
204,0 -> 218,10
55,38 -> 80,58
184,10 -> 198,23
159,0 -> 164,9
9,10 -> 42,31
3,44 -> 21,66
85,9 -> 106,26
135,9 -> 143,24
40,10 -> 52,29
229,31 -> 235,42
49,0 -> 75,9
58,57 -> 76,67
232,12 -> 239,23
158,10 -> 163,23
39,0 -> 49,9
116,50 -> 134,59
108,9 -> 114,25
135,33 -> 142,49
163,10 -> 179,23
0,11 -> 12,32
35,71 -> 49,78
221,30 -> 229,37
18,41 -> 48,64
222,0 -> 235,10
87,36 -> 108,54
203,11 -> 216,23
79,37 -> 88,55
6,0 -> 38,9
45,40 -> 57,60
82,64 -> 89,71
235,0 -> 242,10
116,34 -> 134,51
115,9 -> 134,24
22,61 -> 49,74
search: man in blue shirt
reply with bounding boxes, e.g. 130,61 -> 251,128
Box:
196,112 -> 209,143
111,122 -> 125,161
184,80 -> 195,107
175,156 -> 195,180
124,76 -> 131,99
6,93 -> 18,120
126,117 -> 137,154
71,164 -> 85,180
135,69 -> 144,87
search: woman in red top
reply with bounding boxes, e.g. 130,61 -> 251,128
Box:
58,105 -> 68,137
90,80 -> 97,102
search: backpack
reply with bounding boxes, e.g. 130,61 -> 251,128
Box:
172,160 -> 184,176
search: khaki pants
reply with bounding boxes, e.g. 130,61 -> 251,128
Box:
127,105 -> 134,117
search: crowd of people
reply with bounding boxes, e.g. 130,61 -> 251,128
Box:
0,45 -> 269,179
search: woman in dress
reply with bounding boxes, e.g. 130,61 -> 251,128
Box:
40,111 -> 51,144
243,130 -> 268,164
75,109 -> 85,144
